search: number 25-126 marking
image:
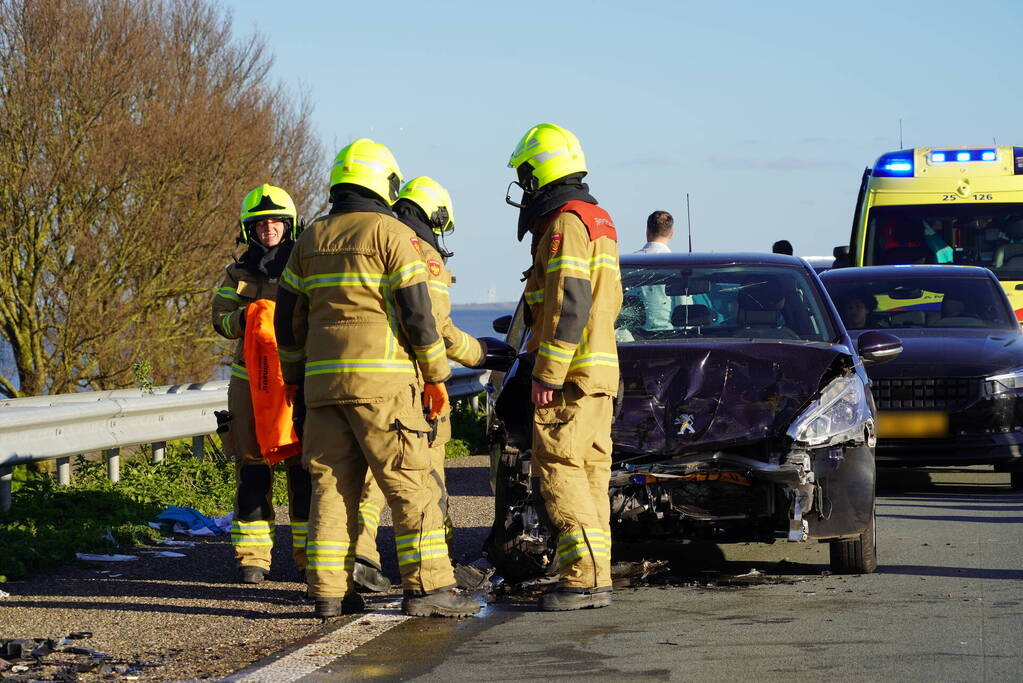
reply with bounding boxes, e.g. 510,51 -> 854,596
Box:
942,194 -> 957,201
972,193 -> 993,201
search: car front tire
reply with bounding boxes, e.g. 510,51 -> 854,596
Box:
829,507 -> 878,574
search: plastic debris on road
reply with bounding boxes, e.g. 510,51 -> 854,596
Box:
140,551 -> 187,558
154,505 -> 232,536
75,553 -> 139,562
0,589 -> 9,599
156,538 -> 196,547
0,632 -> 164,680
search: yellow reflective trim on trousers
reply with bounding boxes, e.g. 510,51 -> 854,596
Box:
395,529 -> 447,548
390,261 -> 427,286
217,287 -> 240,302
231,521 -> 272,546
524,288 -> 545,304
538,342 -> 573,362
230,363 -> 249,381
415,339 -> 446,363
305,358 -> 415,375
395,528 -> 447,565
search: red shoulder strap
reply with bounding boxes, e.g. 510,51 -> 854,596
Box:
550,200 -> 617,242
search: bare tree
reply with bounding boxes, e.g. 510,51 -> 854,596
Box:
0,0 -> 324,397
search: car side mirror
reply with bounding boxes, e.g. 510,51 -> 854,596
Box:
857,330 -> 902,365
492,315 -> 512,335
832,245 -> 851,268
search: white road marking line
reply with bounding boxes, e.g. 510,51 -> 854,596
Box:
226,600 -> 409,682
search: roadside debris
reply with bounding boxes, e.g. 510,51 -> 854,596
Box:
74,553 -> 139,562
155,539 -> 195,548
611,560 -> 670,587
454,562 -> 495,591
139,551 -> 187,558
0,590 -> 9,599
152,505 -> 232,536
0,632 -> 164,681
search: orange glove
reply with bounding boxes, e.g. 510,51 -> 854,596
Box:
422,382 -> 448,420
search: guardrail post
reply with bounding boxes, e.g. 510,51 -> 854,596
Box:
152,441 -> 165,464
57,457 -> 71,486
192,435 -> 205,461
1,465 -> 12,511
106,448 -> 120,483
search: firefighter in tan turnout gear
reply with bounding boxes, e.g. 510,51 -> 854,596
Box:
211,184 -> 312,584
350,176 -> 498,590
506,123 -> 623,611
273,139 -> 480,619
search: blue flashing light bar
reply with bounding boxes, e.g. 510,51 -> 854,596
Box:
929,148 -> 997,164
873,150 -> 915,177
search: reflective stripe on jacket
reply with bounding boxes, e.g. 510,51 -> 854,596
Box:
524,201 -> 623,395
275,210 -> 450,406
210,262 -> 279,369
419,240 -> 484,369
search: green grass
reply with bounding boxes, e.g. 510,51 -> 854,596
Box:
0,440 -> 288,580
0,400 -> 488,579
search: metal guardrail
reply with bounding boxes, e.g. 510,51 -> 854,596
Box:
0,368 -> 488,510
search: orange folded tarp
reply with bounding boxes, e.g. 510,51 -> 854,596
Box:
243,299 -> 301,465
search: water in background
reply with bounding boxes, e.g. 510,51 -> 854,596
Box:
450,306 -> 516,339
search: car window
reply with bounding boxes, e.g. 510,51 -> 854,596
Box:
616,264 -> 836,342
864,204 -> 1023,278
823,275 -> 1016,330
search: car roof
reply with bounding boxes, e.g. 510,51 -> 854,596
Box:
619,252 -> 812,268
819,264 -> 996,282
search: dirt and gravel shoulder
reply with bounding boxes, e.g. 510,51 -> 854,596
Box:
0,455 -> 494,681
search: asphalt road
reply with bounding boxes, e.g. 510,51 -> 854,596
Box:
249,467 -> 1023,683
3,462 -> 1021,681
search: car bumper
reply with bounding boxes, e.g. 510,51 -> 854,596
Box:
876,431 -> 1023,467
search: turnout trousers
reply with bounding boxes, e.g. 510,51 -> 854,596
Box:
531,382 -> 613,589
226,377 -> 311,572
353,405 -> 453,568
303,388 -> 456,598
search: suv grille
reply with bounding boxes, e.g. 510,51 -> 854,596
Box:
871,377 -> 980,411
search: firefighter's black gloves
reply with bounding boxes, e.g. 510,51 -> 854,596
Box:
477,337 -> 517,371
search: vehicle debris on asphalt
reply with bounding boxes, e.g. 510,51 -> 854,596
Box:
0,632 -> 164,681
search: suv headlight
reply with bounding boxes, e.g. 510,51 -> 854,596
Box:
787,376 -> 870,448
983,368 -> 1023,397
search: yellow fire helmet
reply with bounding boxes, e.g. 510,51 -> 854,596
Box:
329,138 -> 404,205
398,176 -> 455,234
238,183 -> 298,243
507,123 -> 587,189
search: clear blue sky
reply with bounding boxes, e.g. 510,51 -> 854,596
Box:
222,0 -> 1023,303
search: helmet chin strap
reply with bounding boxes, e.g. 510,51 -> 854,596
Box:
437,231 -> 454,261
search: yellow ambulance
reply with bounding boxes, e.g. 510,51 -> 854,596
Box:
846,146 -> 1023,320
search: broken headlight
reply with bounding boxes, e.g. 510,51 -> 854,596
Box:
786,376 -> 870,448
983,367 -> 1023,397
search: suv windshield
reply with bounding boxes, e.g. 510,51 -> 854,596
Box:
616,264 -> 836,342
864,204 -> 1023,279
823,275 -> 1015,330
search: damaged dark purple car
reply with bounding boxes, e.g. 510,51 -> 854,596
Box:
484,253 -> 902,582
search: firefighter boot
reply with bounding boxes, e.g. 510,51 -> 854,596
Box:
239,566 -> 266,584
315,593 -> 366,619
402,589 -> 480,618
353,557 -> 391,593
540,586 -> 612,612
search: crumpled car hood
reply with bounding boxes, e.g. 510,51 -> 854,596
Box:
614,340 -> 851,457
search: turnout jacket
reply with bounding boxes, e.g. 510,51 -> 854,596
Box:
419,240 -> 484,369
211,262 -> 279,382
275,210 -> 451,407
524,201 -> 623,395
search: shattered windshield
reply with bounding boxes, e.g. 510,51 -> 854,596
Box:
864,204 -> 1023,279
823,274 -> 1016,330
616,264 -> 836,342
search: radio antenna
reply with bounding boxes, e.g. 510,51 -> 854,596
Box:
686,192 -> 693,253
899,119 -> 904,149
